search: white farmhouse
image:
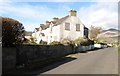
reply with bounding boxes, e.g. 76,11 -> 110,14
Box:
32,10 -> 89,44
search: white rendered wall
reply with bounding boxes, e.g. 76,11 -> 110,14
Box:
60,16 -> 84,40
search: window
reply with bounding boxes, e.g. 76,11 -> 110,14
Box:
65,22 -> 70,30
51,36 -> 52,38
76,24 -> 80,31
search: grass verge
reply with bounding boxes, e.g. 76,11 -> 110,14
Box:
118,45 -> 120,55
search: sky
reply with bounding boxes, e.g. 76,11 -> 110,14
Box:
0,1 -> 118,31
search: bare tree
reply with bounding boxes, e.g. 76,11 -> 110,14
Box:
89,25 -> 102,40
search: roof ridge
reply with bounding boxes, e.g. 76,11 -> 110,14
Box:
40,15 -> 69,30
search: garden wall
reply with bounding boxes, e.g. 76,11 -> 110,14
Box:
2,45 -> 74,73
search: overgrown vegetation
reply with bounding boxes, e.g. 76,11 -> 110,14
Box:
74,37 -> 94,46
61,38 -> 75,46
49,41 -> 62,45
49,37 -> 94,46
94,39 -> 108,44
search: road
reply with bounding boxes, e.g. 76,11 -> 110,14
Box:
35,47 -> 118,74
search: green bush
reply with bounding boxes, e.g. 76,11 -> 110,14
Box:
49,41 -> 62,45
61,38 -> 75,46
74,37 -> 84,46
23,40 -> 37,45
94,39 -> 108,44
74,37 -> 94,46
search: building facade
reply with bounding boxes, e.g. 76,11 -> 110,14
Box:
32,10 -> 89,44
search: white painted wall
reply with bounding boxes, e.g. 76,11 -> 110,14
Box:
51,25 -> 61,42
42,27 -> 50,43
60,16 -> 84,40
32,15 -> 86,44
32,31 -> 42,44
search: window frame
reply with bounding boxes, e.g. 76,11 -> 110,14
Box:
76,24 -> 80,31
65,22 -> 70,31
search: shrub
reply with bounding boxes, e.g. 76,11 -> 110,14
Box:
74,37 -> 84,46
2,17 -> 25,47
74,37 -> 94,46
94,39 -> 108,44
61,38 -> 74,46
49,41 -> 62,45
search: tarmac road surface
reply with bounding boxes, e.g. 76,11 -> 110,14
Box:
39,47 -> 118,74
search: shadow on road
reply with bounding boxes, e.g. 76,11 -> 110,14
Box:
79,48 -> 101,53
88,48 -> 101,52
2,57 -> 77,76
80,47 -> 111,54
33,57 -> 77,75
88,47 -> 111,52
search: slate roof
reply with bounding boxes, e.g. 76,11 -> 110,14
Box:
54,15 -> 69,26
40,15 -> 69,30
24,31 -> 32,36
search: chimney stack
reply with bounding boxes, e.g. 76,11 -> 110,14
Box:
69,9 -> 77,16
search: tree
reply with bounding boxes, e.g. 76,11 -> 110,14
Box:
89,25 -> 102,40
2,17 -> 25,47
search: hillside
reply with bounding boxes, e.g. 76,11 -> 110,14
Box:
97,28 -> 119,43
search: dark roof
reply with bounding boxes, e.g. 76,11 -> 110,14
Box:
54,15 -> 69,26
24,31 -> 32,36
40,23 -> 50,30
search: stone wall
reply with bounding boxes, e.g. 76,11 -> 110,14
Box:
2,45 -> 74,72
2,48 -> 16,71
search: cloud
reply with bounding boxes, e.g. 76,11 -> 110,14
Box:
0,0 -> 119,2
0,2 -> 70,31
78,2 -> 118,30
0,2 -> 118,31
